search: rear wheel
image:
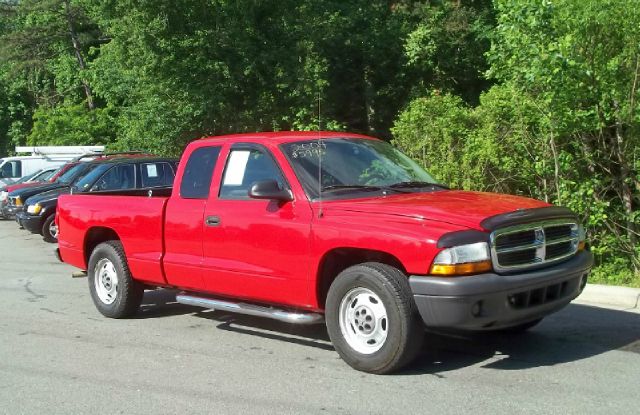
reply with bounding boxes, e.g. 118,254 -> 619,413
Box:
325,262 -> 424,374
88,241 -> 143,318
42,214 -> 58,243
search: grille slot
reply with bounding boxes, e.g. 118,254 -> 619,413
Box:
497,250 -> 537,266
491,220 -> 580,272
545,224 -> 573,241
495,230 -> 536,250
507,281 -> 570,310
546,241 -> 573,260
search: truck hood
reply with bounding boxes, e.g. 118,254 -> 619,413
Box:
320,190 -> 549,230
26,186 -> 70,205
10,183 -> 66,199
2,181 -> 44,193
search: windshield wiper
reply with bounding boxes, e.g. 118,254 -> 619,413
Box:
388,181 -> 449,190
321,184 -> 414,195
321,184 -> 383,192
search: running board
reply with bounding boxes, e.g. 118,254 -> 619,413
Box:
176,294 -> 324,325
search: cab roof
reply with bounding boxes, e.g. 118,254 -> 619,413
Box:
197,131 -> 378,145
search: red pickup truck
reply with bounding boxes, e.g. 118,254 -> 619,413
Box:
56,131 -> 593,374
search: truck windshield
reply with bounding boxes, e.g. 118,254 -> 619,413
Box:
281,138 -> 443,200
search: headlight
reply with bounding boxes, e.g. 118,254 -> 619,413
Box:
577,223 -> 586,251
15,196 -> 22,206
430,242 -> 492,276
0,191 -> 7,201
27,204 -> 42,215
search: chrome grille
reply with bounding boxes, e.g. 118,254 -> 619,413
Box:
490,220 -> 580,272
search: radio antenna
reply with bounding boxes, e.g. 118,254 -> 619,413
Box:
317,91 -> 324,218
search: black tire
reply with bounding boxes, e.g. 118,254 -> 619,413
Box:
325,262 -> 424,374
87,240 -> 143,318
493,318 -> 543,334
41,214 -> 58,243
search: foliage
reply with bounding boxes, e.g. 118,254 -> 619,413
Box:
0,0 -> 637,284
27,102 -> 115,146
393,0 -> 640,284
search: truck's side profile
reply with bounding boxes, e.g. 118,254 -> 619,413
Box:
56,132 -> 593,374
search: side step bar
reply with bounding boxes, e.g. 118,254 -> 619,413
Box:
176,293 -> 325,325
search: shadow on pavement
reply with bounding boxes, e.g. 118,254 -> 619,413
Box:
135,290 -> 640,373
136,288 -> 333,350
402,303 -> 640,375
136,288 -> 199,319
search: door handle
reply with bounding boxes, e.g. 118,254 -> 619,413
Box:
205,215 -> 221,227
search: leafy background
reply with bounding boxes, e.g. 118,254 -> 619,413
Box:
1,0 -> 638,285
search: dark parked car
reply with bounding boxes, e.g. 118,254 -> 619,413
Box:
19,157 -> 177,242
3,162 -> 89,219
3,152 -> 147,219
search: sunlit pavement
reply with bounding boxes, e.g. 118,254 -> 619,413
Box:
0,220 -> 638,415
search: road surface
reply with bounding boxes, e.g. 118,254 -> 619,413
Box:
0,220 -> 638,414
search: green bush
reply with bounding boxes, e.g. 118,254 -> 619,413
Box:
27,103 -> 116,147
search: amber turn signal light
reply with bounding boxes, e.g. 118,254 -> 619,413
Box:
430,260 -> 492,276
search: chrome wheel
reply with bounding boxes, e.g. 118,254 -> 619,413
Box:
94,258 -> 119,305
338,287 -> 388,354
48,221 -> 58,239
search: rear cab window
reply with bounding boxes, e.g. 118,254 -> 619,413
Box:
180,147 -> 221,199
140,162 -> 176,188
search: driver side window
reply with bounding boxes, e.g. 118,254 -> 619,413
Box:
91,164 -> 135,191
1,161 -> 21,178
219,148 -> 285,200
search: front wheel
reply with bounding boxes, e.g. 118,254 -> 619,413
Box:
42,214 -> 58,243
88,241 -> 143,318
325,262 -> 424,374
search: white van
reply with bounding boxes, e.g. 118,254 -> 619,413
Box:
0,146 -> 105,186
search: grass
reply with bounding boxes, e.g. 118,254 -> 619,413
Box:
589,265 -> 640,288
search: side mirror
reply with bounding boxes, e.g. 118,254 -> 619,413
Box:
248,179 -> 293,202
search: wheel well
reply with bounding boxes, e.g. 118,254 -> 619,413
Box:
84,227 -> 120,264
316,248 -> 406,308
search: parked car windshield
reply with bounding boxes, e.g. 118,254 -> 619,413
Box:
55,163 -> 88,184
72,164 -> 112,191
13,170 -> 42,184
33,168 -> 57,182
281,138 -> 442,200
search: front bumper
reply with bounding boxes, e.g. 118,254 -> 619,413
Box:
410,250 -> 593,330
16,211 -> 45,234
2,204 -> 20,219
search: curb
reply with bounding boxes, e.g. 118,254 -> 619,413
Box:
577,283 -> 640,309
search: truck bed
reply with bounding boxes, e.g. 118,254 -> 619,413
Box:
58,192 -> 169,285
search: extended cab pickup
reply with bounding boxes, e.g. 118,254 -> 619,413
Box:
56,132 -> 593,374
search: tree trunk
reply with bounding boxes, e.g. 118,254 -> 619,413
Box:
548,131 -> 561,204
63,0 -> 95,110
612,101 -> 638,272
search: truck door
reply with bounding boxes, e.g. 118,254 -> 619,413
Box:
201,143 -> 313,307
163,145 -> 222,290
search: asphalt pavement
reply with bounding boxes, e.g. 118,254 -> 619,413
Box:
0,220 -> 638,415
